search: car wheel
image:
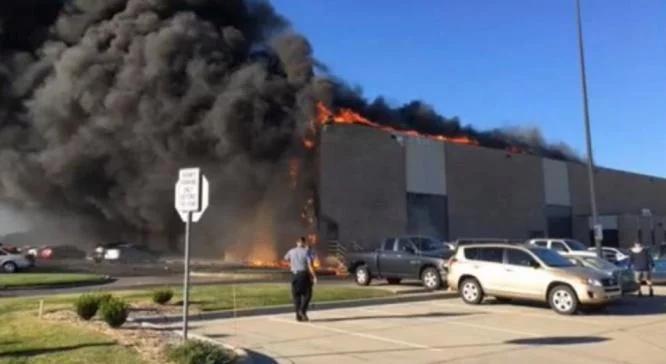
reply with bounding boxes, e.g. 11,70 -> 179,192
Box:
460,278 -> 483,304
386,278 -> 402,285
421,267 -> 442,290
549,285 -> 579,315
3,262 -> 17,273
354,265 -> 372,286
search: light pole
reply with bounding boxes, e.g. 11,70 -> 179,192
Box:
575,0 -> 602,257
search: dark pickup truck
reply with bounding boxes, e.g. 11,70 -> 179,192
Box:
345,236 -> 451,290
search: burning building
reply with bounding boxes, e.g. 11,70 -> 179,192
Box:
0,0 -> 663,264
316,120 -> 666,250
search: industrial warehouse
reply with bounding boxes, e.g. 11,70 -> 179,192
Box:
318,124 -> 666,249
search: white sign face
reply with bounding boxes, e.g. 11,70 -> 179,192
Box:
178,176 -> 209,223
175,168 -> 202,213
593,224 -> 603,242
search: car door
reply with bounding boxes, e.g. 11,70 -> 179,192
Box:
377,238 -> 399,276
502,248 -> 551,299
378,238 -> 415,278
390,238 -> 420,278
468,247 -> 505,294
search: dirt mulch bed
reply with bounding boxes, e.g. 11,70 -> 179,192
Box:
45,306 -> 183,364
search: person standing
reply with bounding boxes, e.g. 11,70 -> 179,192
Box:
629,241 -> 654,297
284,237 -> 317,321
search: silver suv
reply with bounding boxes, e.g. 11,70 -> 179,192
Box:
447,244 -> 621,315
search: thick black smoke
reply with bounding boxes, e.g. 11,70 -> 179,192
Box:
0,0 -> 577,250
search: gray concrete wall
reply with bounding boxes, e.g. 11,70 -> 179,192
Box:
569,164 -> 666,217
543,159 -> 571,206
445,144 -> 547,239
318,125 -> 407,246
405,137 -> 447,195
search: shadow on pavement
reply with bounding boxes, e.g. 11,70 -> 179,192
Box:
311,311 -> 479,323
505,336 -> 609,346
247,350 -> 279,364
593,295 -> 666,316
487,295 -> 666,316
0,343 -> 114,358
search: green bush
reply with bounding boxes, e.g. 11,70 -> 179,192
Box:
99,297 -> 129,328
74,294 -> 101,320
168,340 -> 236,364
152,288 -> 174,305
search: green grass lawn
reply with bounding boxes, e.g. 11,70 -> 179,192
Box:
0,314 -> 143,364
0,283 -> 392,363
0,273 -> 108,289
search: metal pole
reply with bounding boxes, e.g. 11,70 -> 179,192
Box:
575,0 -> 602,258
182,211 -> 192,341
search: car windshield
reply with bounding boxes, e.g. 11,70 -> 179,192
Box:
564,240 -> 587,251
581,257 -> 616,271
529,248 -> 576,267
417,238 -> 441,251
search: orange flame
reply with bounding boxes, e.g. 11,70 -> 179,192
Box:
303,138 -> 316,149
316,102 -> 479,146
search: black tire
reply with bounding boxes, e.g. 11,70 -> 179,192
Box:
386,278 -> 402,285
460,278 -> 483,304
421,267 -> 442,290
548,285 -> 579,315
3,262 -> 17,274
354,265 -> 372,286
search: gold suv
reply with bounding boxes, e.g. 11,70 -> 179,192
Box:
447,244 -> 621,314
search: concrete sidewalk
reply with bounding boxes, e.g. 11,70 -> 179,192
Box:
192,286 -> 666,364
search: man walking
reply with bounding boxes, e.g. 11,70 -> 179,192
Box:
284,237 -> 317,321
629,241 -> 654,297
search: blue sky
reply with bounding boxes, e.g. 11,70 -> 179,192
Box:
271,0 -> 666,177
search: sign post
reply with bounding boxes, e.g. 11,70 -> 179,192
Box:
175,168 -> 209,341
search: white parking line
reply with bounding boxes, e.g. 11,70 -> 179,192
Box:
360,306 -> 541,337
269,316 -> 445,352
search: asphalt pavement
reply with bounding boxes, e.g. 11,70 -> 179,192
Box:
193,286 -> 666,364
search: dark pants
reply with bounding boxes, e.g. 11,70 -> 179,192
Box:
291,271 -> 313,315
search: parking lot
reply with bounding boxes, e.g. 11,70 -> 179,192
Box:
194,287 -> 666,364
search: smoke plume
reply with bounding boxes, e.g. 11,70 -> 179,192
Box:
0,0 -> 577,251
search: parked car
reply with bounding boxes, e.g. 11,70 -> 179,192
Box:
345,236 -> 449,290
447,244 -> 621,315
453,238 -> 524,249
567,255 -> 638,294
586,247 -> 629,263
92,242 -> 159,263
526,238 -> 596,258
38,245 -> 87,260
0,247 -> 34,273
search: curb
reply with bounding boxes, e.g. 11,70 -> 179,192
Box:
0,276 -> 115,291
132,291 -> 457,325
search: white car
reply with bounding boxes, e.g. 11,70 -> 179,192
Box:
587,247 -> 629,263
0,247 -> 33,273
526,239 -> 596,258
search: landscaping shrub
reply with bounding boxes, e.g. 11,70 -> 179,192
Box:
99,297 -> 129,328
152,288 -> 174,305
74,294 -> 100,320
168,340 -> 236,364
